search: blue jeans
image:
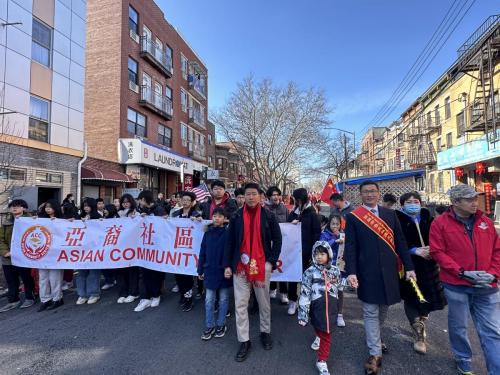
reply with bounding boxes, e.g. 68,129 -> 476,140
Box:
76,270 -> 101,298
205,288 -> 230,329
443,284 -> 500,375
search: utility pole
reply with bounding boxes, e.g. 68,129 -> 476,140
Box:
325,127 -> 356,179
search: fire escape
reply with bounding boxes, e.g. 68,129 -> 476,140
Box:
449,15 -> 500,145
407,114 -> 437,168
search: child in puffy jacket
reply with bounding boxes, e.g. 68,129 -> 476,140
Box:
298,241 -> 341,375
319,215 -> 346,327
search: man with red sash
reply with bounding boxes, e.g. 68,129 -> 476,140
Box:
224,182 -> 282,362
345,180 -> 415,374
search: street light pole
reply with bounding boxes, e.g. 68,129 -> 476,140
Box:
325,127 -> 356,178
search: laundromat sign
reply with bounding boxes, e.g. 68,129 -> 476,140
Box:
118,138 -> 193,173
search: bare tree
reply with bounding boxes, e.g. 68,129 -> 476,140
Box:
312,131 -> 356,181
212,76 -> 331,190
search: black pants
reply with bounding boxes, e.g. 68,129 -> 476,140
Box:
117,266 -> 139,297
141,268 -> 165,299
2,264 -> 35,303
404,301 -> 430,324
289,257 -> 310,302
175,274 -> 194,297
102,269 -> 115,284
270,281 -> 288,294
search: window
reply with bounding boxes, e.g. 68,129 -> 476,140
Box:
208,156 -> 213,168
426,111 -> 432,127
165,45 -> 173,70
128,6 -> 139,36
446,132 -> 452,149
36,171 -> 62,183
128,57 -> 138,85
181,89 -> 188,112
429,174 -> 435,193
181,54 -> 188,80
456,111 -> 465,136
438,172 -> 444,193
165,85 -> 172,100
208,134 -> 213,145
29,96 -> 50,142
444,97 -> 451,119
216,158 -> 225,170
0,168 -> 26,181
397,133 -> 404,144
181,123 -> 188,146
436,138 -> 441,150
127,108 -> 146,137
158,124 -> 172,147
434,105 -> 440,126
32,18 -> 52,67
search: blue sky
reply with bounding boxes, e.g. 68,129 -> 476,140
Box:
158,0 -> 498,137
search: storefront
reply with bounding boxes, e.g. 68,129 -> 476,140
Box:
117,138 -> 207,197
437,134 -> 500,217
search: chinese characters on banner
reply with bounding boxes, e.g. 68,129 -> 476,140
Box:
11,218 -> 303,281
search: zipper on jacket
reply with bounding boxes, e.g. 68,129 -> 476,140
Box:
323,269 -> 330,334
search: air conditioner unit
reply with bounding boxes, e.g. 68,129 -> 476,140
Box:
129,29 -> 139,43
129,81 -> 139,93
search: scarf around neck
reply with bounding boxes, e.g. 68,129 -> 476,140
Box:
237,204 -> 266,285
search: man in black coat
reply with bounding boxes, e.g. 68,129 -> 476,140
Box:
223,182 -> 282,362
199,180 -> 239,220
345,181 -> 415,375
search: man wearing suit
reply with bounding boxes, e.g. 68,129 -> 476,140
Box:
345,180 -> 416,374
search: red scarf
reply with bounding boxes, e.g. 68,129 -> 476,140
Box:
237,204 -> 266,284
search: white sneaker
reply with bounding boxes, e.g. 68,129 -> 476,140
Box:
287,301 -> 297,315
76,297 -> 88,305
134,299 -> 151,312
171,284 -> 179,293
316,361 -> 330,375
101,283 -> 114,290
337,314 -> 346,327
150,297 -> 160,307
124,295 -> 138,303
270,289 -> 277,299
311,336 -> 321,351
280,293 -> 289,304
87,296 -> 100,304
117,297 -> 126,304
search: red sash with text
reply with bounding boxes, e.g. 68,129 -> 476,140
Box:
351,206 -> 404,278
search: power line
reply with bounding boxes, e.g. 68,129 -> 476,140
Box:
360,0 -> 475,134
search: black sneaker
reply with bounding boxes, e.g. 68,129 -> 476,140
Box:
178,295 -> 186,305
201,327 -> 216,340
260,332 -> 273,350
215,325 -> 227,338
182,298 -> 193,312
195,291 -> 202,300
381,342 -> 388,354
235,341 -> 251,362
226,310 -> 231,318
47,299 -> 64,310
37,301 -> 52,312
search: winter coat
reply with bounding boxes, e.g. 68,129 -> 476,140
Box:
429,208 -> 500,288
319,229 -> 340,260
345,206 -> 414,305
171,207 -> 202,218
118,208 -> 136,218
264,201 -> 289,223
395,209 -> 446,312
138,204 -> 166,217
330,201 -> 354,218
1,213 -> 30,265
200,192 -> 239,220
197,225 -> 232,290
288,203 -> 321,264
224,206 -> 282,271
298,241 -> 341,333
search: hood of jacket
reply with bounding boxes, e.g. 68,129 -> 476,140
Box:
311,240 -> 333,269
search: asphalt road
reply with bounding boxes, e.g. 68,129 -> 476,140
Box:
0,276 -> 488,375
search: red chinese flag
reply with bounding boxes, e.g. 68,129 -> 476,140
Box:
320,178 -> 337,206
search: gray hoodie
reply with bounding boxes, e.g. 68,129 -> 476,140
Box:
264,201 -> 289,223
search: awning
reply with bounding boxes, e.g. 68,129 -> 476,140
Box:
81,166 -> 136,183
340,169 -> 425,186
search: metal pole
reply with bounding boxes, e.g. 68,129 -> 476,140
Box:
344,133 -> 349,179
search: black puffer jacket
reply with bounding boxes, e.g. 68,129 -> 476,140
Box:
288,203 -> 321,264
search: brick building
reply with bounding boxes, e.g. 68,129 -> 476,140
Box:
83,0 -> 209,201
0,0 -> 86,212
215,142 -> 247,189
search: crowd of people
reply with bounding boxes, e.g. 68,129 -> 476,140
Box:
0,180 -> 498,375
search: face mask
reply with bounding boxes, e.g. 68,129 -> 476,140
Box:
403,203 -> 421,215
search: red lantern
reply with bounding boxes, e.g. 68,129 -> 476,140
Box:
475,162 -> 486,175
454,167 -> 464,178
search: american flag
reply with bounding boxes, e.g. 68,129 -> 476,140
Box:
188,183 -> 211,202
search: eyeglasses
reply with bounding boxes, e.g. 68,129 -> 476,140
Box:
361,190 -> 379,195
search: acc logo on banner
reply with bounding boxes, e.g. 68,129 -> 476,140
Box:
21,225 -> 52,260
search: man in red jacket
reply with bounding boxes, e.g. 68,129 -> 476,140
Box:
429,184 -> 500,375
